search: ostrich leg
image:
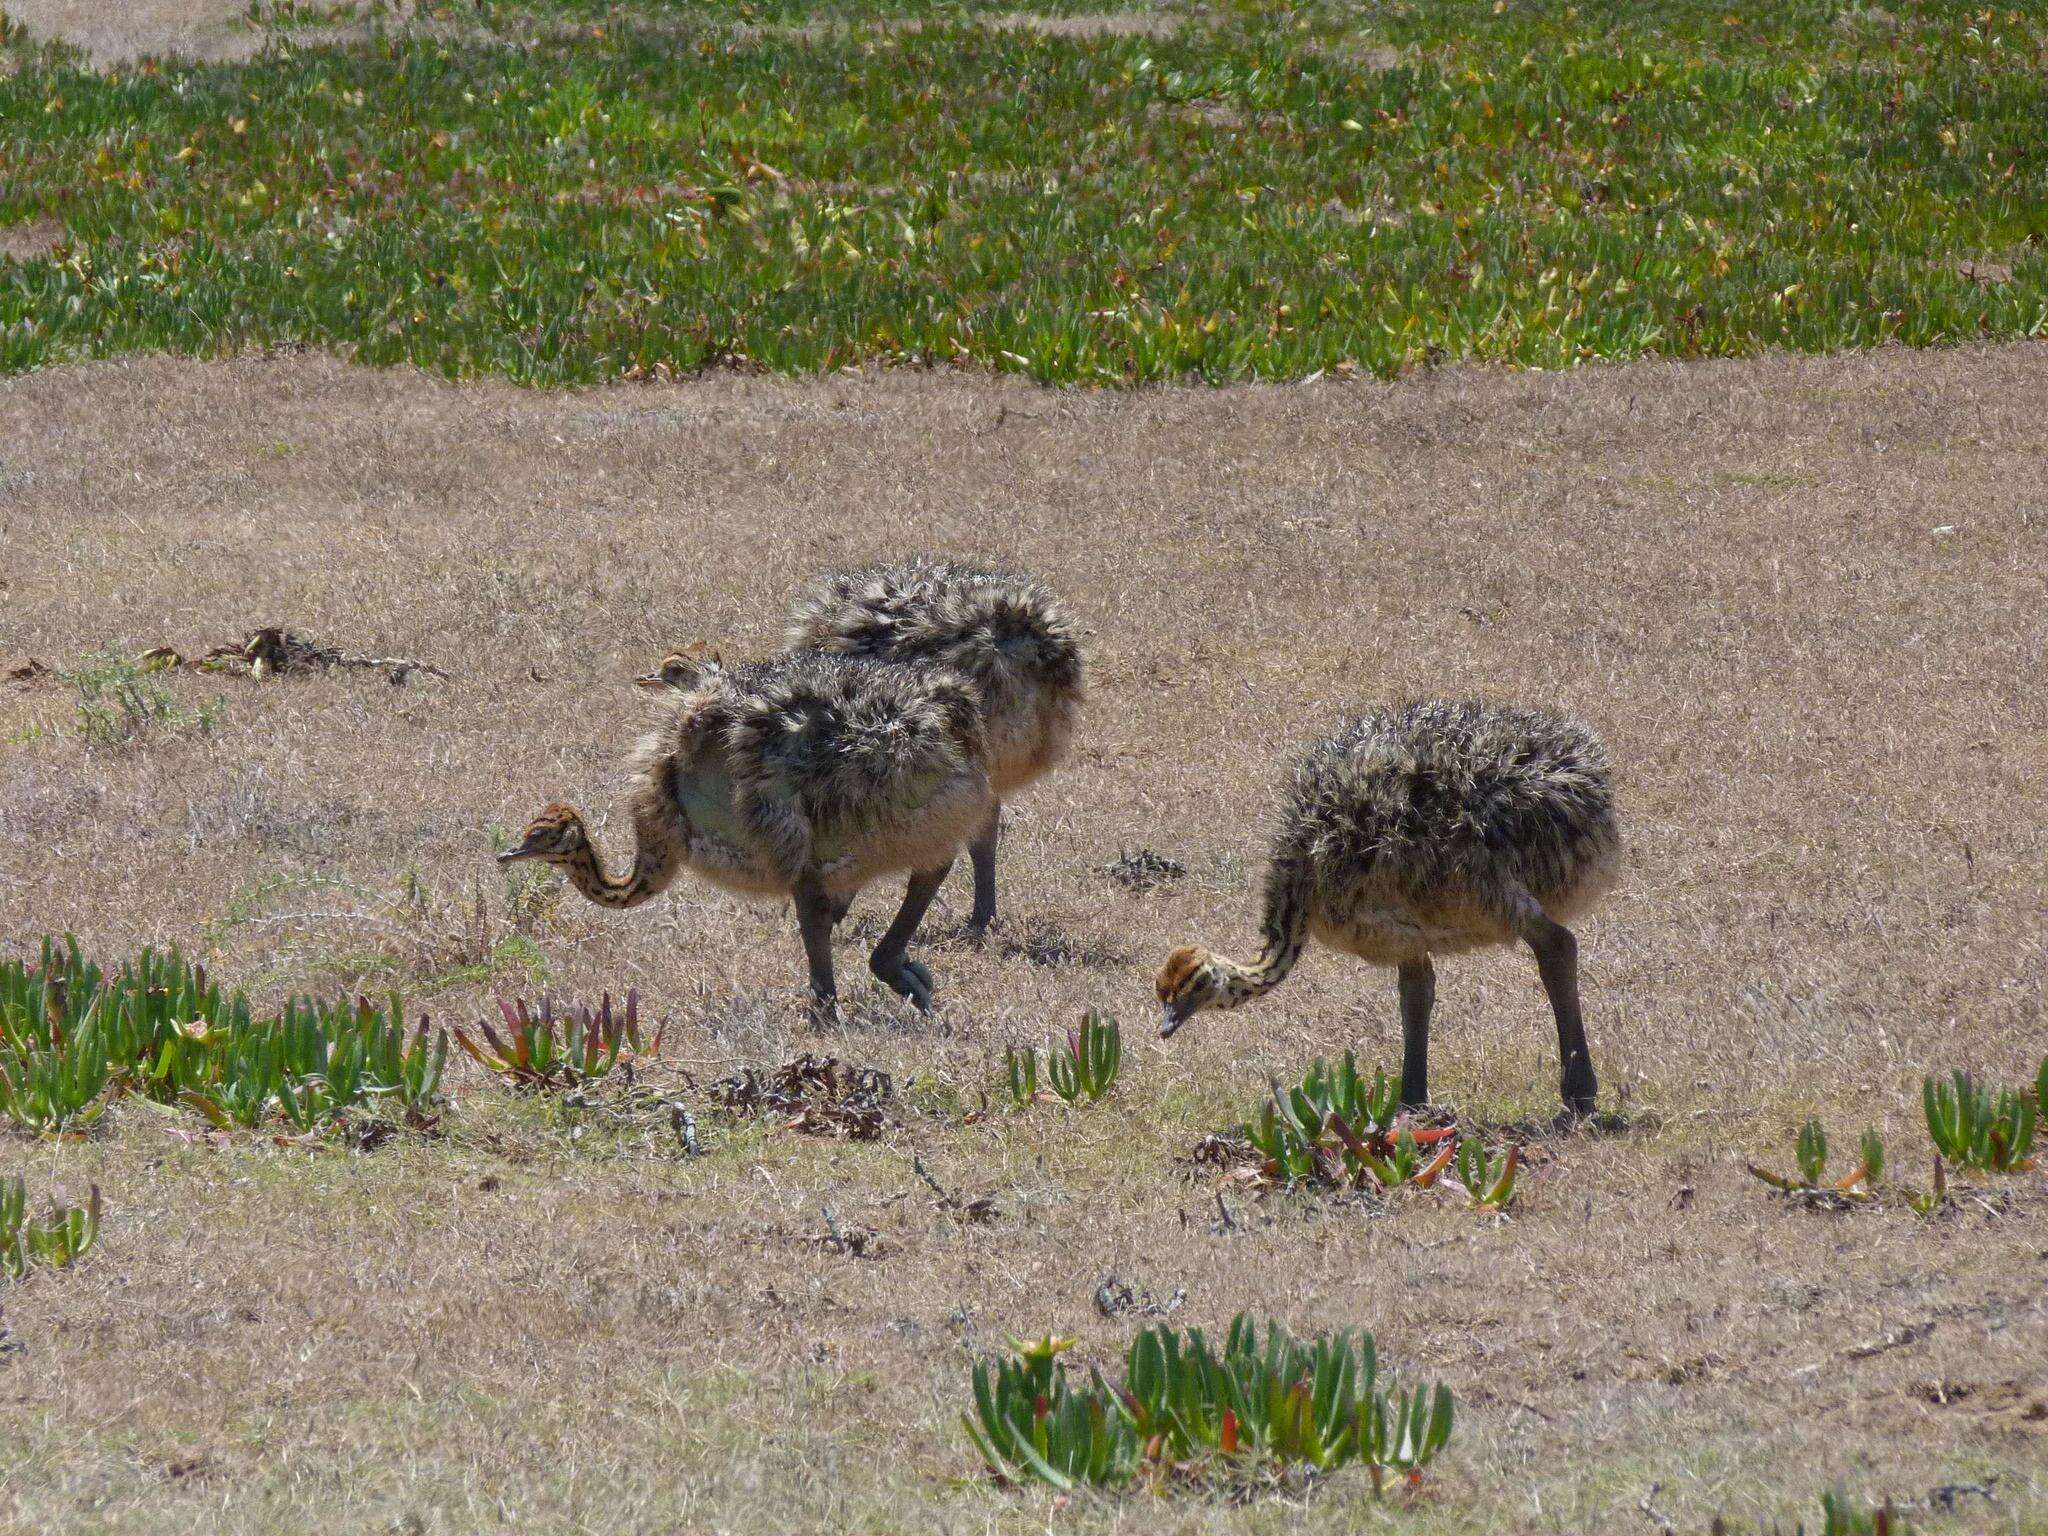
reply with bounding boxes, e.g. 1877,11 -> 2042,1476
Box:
793,873 -> 840,1018
1396,956 -> 1436,1108
1525,915 -> 1597,1116
869,863 -> 953,1011
964,807 -> 1001,937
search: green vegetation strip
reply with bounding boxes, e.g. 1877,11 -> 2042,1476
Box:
964,1318 -> 1453,1491
0,938 -> 446,1134
0,0 -> 2042,382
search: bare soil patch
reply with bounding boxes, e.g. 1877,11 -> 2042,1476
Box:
983,9 -> 1183,38
1,0 -> 426,63
2,0 -> 1185,61
1,0 -> 270,61
2,344 -> 2046,1533
0,217 -> 64,262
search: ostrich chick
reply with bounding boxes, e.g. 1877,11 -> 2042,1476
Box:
1155,700 -> 1621,1115
784,558 -> 1083,934
500,651 -> 993,1012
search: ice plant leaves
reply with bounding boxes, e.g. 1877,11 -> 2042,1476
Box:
1002,1010 -> 1121,1108
1923,1070 -> 2036,1174
1747,1118 -> 1884,1208
965,1314 -> 1454,1494
451,990 -> 656,1091
1,935 -> 445,1138
1235,1051 -> 1504,1204
1,1176 -> 100,1281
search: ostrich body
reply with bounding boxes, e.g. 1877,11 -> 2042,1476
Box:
784,558 -> 1083,934
1155,700 -> 1621,1114
500,651 -> 993,1012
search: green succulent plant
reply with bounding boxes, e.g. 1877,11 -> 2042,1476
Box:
1046,1011 -> 1121,1104
1923,1070 -> 2035,1173
963,1333 -> 1137,1491
1242,1053 -> 1459,1193
1001,1012 -> 1121,1110
964,1315 -> 1453,1493
2,1176 -> 101,1280
2,936 -> 445,1137
1002,1044 -> 1039,1108
452,991 -> 648,1091
1454,1137 -> 1520,1210
1747,1119 -> 1884,1201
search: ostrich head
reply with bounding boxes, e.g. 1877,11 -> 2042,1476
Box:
1155,945 -> 1230,1037
497,802 -> 590,864
635,641 -> 724,692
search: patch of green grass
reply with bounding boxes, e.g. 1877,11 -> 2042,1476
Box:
0,1 -> 2044,383
243,0 -> 397,29
65,651 -> 222,748
439,0 -> 1165,27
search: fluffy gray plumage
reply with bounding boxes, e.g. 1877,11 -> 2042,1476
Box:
1154,698 -> 1619,1114
626,649 -> 990,897
1270,700 -> 1620,962
784,558 -> 1082,798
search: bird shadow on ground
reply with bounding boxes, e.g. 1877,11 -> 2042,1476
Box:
1433,1105 -> 1652,1144
896,914 -> 1132,970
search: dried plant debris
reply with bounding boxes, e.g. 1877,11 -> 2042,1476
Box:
806,1204 -> 882,1258
1093,1273 -> 1186,1319
911,1153 -> 999,1224
138,627 -> 448,685
1102,846 -> 1187,893
5,659 -> 51,690
993,917 -> 1130,970
709,1053 -> 893,1140
1187,1130 -> 1256,1171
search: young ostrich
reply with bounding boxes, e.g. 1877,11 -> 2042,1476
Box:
784,558 -> 1084,935
1155,701 -> 1621,1115
499,650 -> 993,1013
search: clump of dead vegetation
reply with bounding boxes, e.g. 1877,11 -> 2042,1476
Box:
0,936 -> 445,1139
963,1317 -> 1454,1495
138,626 -> 448,685
1102,847 -> 1187,893
709,1054 -> 893,1141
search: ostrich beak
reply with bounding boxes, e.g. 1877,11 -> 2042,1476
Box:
497,830 -> 547,863
633,671 -> 670,691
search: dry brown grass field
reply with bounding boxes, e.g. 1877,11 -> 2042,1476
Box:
2,343 -> 2046,1534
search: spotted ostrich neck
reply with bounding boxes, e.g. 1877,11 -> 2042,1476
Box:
552,804 -> 684,909
1213,942 -> 1298,1007
1213,863 -> 1311,1005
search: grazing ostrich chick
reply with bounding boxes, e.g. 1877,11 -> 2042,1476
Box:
785,559 -> 1084,934
1156,701 -> 1621,1115
500,651 -> 993,1012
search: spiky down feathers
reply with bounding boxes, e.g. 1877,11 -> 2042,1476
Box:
626,650 -> 990,895
1274,700 -> 1621,958
785,559 -> 1082,795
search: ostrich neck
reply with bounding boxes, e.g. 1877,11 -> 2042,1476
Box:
1218,861 -> 1311,1005
556,803 -> 685,909
1216,940 -> 1299,1005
